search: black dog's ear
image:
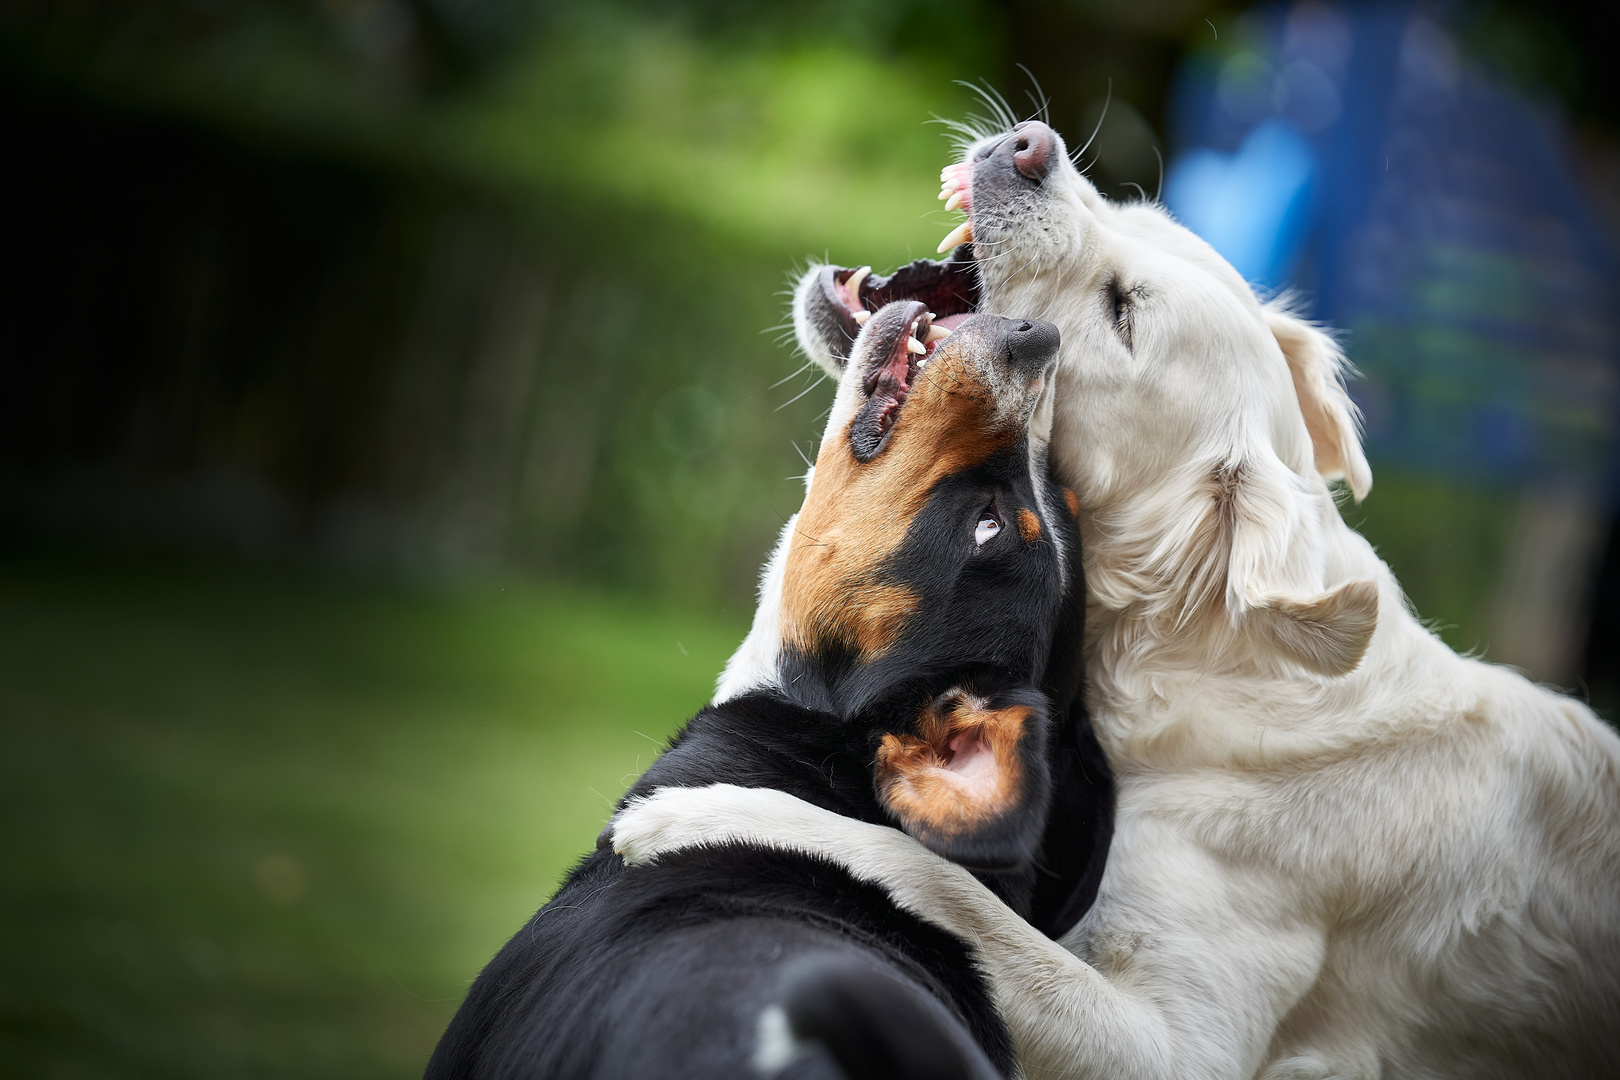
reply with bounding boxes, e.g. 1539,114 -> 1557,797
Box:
875,686 -> 1053,871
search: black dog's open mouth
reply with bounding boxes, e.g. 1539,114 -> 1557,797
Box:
850,300 -> 952,461
816,246 -> 981,370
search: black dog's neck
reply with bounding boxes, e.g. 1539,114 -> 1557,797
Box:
617,690 -> 1042,921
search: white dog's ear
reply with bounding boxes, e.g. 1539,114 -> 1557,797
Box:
1242,578 -> 1379,676
1265,305 -> 1372,501
1222,455 -> 1378,676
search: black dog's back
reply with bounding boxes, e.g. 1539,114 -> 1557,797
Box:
425,838 -> 1012,1079
775,955 -> 1001,1080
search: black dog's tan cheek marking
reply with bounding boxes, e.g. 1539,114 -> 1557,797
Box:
1016,508 -> 1041,542
781,343 -> 1019,660
1062,487 -> 1080,518
876,696 -> 1031,838
783,581 -> 919,660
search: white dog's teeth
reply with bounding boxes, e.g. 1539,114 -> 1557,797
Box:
852,310 -> 870,325
843,265 -> 871,306
945,190 -> 967,212
937,221 -> 973,253
925,325 -> 951,343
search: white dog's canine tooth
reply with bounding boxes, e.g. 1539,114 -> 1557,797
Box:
843,265 -> 871,308
852,310 -> 870,325
937,221 -> 973,253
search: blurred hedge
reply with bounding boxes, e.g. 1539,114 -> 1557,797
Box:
0,0 -> 1042,612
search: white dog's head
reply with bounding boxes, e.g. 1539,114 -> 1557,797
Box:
790,120 -> 1378,679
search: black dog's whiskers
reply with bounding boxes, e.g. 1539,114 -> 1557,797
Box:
771,359 -> 820,390
776,371 -> 830,412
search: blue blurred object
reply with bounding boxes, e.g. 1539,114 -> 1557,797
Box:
1163,2 -> 1620,499
1164,120 -> 1317,286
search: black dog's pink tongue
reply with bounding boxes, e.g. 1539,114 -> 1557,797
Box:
863,324 -> 915,399
848,301 -> 937,460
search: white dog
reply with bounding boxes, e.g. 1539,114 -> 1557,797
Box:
615,120 -> 1620,1078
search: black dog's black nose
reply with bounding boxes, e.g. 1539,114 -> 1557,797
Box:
1003,318 -> 1060,376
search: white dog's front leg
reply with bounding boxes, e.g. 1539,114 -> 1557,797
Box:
612,785 -> 1177,1079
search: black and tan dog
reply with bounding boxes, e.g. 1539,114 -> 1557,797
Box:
425,303 -> 1107,1080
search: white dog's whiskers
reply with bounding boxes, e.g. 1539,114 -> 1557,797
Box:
1070,77 -> 1111,170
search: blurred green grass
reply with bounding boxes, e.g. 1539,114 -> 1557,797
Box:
1347,469 -> 1516,657
0,556 -> 744,1078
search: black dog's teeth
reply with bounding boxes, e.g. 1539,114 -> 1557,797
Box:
906,317 -> 928,359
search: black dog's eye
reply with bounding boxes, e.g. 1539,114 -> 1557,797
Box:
975,511 -> 1002,547
1105,276 -> 1135,351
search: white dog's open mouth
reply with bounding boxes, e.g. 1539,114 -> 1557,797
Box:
809,248 -> 980,372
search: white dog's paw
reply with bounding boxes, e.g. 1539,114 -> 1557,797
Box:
611,783 -> 800,866
610,787 -> 713,865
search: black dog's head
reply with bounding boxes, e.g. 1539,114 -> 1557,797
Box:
761,300 -> 1081,870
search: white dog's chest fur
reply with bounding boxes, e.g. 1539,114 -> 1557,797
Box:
1064,622 -> 1620,1078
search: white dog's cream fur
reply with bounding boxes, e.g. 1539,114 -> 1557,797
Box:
618,124 -> 1620,1078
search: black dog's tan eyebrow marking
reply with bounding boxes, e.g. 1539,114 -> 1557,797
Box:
780,341 -> 1021,661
